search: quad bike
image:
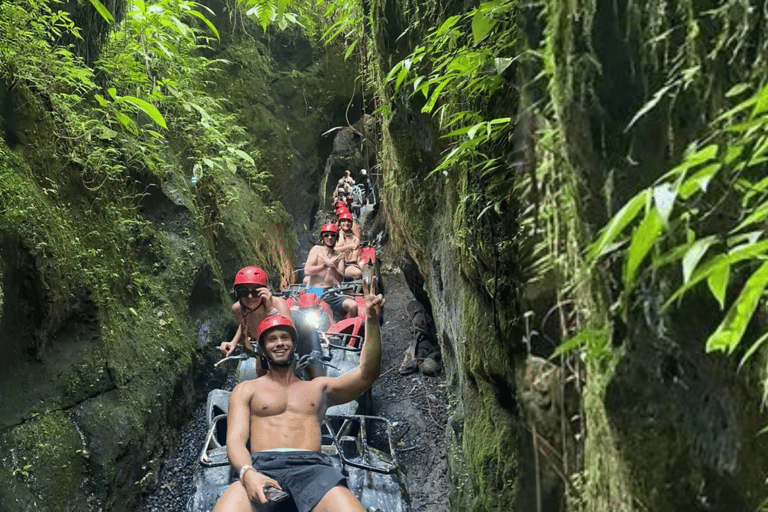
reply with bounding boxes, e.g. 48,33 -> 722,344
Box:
186,320 -> 409,511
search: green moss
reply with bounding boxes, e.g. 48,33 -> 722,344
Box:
455,288 -> 518,510
0,411 -> 84,510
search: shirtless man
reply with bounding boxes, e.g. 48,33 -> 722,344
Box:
213,278 -> 384,512
334,206 -> 362,239
334,211 -> 362,281
304,223 -> 358,318
220,266 -> 292,357
337,169 -> 355,189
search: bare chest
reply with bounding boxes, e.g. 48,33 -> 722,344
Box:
250,380 -> 326,417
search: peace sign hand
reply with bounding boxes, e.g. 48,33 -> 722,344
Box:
362,275 -> 384,320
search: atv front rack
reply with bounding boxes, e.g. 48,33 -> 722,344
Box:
323,415 -> 399,474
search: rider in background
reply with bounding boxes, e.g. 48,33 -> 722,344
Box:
220,266 -> 292,357
335,211 -> 362,281
304,223 -> 358,319
335,206 -> 362,239
220,266 -> 322,378
337,169 -> 355,189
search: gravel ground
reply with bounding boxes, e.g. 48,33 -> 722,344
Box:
140,270 -> 451,511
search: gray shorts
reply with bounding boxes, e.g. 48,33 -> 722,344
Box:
250,450 -> 347,512
322,290 -> 350,317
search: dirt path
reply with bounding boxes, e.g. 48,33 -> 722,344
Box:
373,267 -> 452,511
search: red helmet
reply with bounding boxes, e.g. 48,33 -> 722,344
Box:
256,315 -> 297,344
335,207 -> 349,217
337,211 -> 353,222
233,266 -> 268,288
298,293 -> 320,308
334,201 -> 347,210
320,222 -> 339,234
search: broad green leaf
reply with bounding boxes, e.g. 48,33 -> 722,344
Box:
203,157 -> 216,169
682,236 -> 717,283
395,66 -> 408,92
494,57 -> 514,75
678,163 -> 721,199
733,200 -> 768,232
114,111 -> 136,133
706,260 -> 768,353
665,239 -> 768,307
436,15 -> 460,36
188,10 -> 220,40
586,189 -> 649,262
753,82 -> 768,116
624,207 -> 664,287
232,148 -> 254,165
115,95 -> 167,129
653,183 -> 677,224
751,134 -> 768,162
471,9 -> 492,45
344,40 -> 358,60
442,123 -> 479,137
715,95 -> 757,122
107,87 -> 118,100
658,144 -> 718,182
467,123 -> 483,139
277,0 -> 290,16
707,265 -> 729,310
384,60 -> 404,84
88,0 -> 114,23
97,127 -> 118,140
725,83 -> 750,97
421,78 -> 450,114
94,94 -> 108,107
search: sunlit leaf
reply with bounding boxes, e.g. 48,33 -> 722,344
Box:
678,163 -> 721,199
494,57 -> 514,75
187,10 -> 219,40
707,265 -> 729,310
706,260 -> 768,353
653,183 -> 677,224
114,95 -> 168,129
665,239 -> 768,307
753,82 -> 768,116
733,200 -> 768,232
624,207 -> 664,287
88,0 -> 114,23
725,83 -> 750,97
471,9 -> 492,45
682,236 -> 717,283
344,39 -> 358,60
587,189 -> 649,262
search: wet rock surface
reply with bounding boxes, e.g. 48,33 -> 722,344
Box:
141,270 -> 451,511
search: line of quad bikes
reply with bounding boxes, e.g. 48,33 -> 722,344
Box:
187,191 -> 411,511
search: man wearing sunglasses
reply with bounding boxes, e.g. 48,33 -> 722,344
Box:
219,266 -> 293,358
303,223 -> 358,319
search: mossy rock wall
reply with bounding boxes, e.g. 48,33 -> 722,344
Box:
368,0 -> 768,510
0,8 -> 350,511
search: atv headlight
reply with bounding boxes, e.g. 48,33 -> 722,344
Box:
306,311 -> 321,329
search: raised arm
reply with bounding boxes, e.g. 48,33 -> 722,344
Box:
325,276 -> 384,405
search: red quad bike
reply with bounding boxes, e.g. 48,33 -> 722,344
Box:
285,282 -> 366,348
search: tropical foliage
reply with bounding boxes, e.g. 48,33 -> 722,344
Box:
589,81 -> 768,362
